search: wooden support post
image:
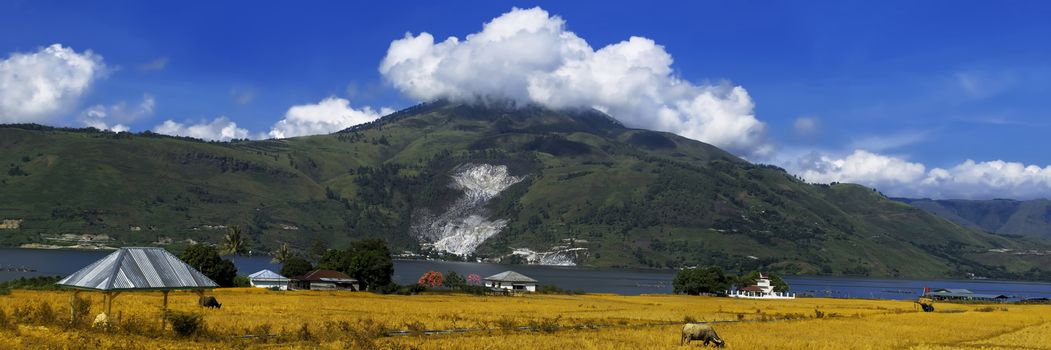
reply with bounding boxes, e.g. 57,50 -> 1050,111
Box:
105,292 -> 113,316
194,289 -> 205,307
160,290 -> 170,330
69,290 -> 82,324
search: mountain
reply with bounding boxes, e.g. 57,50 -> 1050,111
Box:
3,101 -> 1051,280
894,198 -> 1051,239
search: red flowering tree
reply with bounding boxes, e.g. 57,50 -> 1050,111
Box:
418,271 -> 443,288
466,273 -> 481,285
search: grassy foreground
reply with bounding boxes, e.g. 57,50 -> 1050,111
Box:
1,288 -> 1050,349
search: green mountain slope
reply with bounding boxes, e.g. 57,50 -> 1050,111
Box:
896,198 -> 1051,239
3,101 -> 1050,279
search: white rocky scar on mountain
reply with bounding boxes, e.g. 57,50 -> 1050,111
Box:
411,163 -> 524,256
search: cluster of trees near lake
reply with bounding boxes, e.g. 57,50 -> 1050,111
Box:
672,266 -> 789,295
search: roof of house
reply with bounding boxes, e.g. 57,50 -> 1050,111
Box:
248,269 -> 289,281
740,285 -> 764,292
483,271 -> 537,283
57,247 -> 218,291
293,269 -> 357,283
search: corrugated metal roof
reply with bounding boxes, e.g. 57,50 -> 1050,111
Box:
483,271 -> 537,283
249,269 -> 289,281
293,269 -> 357,282
57,247 -> 218,291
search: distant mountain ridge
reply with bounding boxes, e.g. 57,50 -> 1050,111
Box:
894,198 -> 1051,239
3,100 -> 1051,280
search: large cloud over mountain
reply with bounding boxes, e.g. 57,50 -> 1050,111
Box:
379,7 -> 769,156
0,44 -> 105,123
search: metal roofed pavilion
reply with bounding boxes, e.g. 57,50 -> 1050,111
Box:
58,247 -> 218,291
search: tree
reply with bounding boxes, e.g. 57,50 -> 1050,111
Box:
418,271 -> 443,288
737,271 -> 789,292
181,244 -> 237,287
220,226 -> 248,256
466,273 -> 481,285
346,238 -> 394,290
443,271 -> 466,288
315,238 -> 394,291
271,243 -> 292,264
673,266 -> 729,295
280,256 -> 314,278
317,249 -> 351,271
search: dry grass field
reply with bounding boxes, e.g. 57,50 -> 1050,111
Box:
1,288 -> 1049,349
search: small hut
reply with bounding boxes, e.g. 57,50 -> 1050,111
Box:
483,271 -> 537,292
291,269 -> 359,291
56,247 -> 218,320
248,269 -> 290,290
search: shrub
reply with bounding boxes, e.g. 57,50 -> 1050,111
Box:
32,301 -> 56,325
536,284 -> 582,295
165,311 -> 204,337
466,273 -> 482,285
443,271 -> 466,288
0,308 -> 11,330
71,296 -> 92,327
815,309 -> 825,318
494,317 -> 517,332
529,316 -> 561,333
418,271 -> 443,288
0,287 -> 9,296
458,285 -> 490,295
233,275 -> 251,287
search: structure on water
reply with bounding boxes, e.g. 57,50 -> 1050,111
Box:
924,288 -> 1009,302
483,270 -> 538,292
726,273 -> 795,299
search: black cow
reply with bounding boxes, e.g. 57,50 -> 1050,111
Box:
200,296 -> 222,309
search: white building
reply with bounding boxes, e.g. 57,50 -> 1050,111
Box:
484,270 -> 538,292
248,269 -> 290,290
727,273 -> 795,299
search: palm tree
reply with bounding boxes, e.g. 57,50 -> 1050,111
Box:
271,243 -> 292,264
220,226 -> 247,256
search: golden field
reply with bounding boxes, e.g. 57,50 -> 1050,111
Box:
1,288 -> 1050,349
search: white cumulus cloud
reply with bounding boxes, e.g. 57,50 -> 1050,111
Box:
153,117 -> 249,141
78,93 -> 155,132
0,44 -> 106,123
791,150 -> 1051,199
267,97 -> 393,139
379,7 -> 769,156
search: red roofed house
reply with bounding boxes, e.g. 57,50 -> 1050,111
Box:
291,269 -> 360,291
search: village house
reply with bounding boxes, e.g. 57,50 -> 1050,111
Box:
727,273 -> 795,299
291,269 -> 359,291
248,269 -> 290,290
483,270 -> 538,292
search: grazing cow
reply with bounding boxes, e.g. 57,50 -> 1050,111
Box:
681,323 -> 725,347
92,313 -> 110,329
200,296 -> 221,309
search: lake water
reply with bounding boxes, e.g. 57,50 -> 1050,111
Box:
2,247 -> 1050,300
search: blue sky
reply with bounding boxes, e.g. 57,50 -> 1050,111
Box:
2,1 -> 1051,199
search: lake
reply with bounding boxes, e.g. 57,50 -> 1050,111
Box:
2,247 -> 1050,300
